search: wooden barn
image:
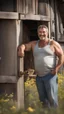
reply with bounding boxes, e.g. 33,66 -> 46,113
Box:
0,0 -> 64,108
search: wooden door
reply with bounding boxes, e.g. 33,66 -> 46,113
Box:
0,20 -> 17,76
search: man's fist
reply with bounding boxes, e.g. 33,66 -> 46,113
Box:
18,45 -> 25,57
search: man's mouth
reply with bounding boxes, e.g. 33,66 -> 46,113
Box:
39,36 -> 46,40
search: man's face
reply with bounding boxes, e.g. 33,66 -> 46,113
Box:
38,28 -> 48,40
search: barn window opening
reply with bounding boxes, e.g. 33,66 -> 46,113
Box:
23,20 -> 39,42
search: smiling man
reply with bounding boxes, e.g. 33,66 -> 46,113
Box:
18,25 -> 63,108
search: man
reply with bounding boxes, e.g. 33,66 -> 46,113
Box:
18,25 -> 63,108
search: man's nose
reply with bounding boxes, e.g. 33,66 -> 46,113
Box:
41,32 -> 44,35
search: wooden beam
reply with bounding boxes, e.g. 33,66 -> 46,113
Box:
0,76 -> 17,83
20,14 -> 50,21
16,20 -> 24,109
0,12 -> 18,19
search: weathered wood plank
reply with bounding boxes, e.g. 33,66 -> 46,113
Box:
0,20 -> 17,76
16,20 -> 24,109
20,14 -> 50,21
17,0 -> 20,13
17,0 -> 25,13
28,0 -> 32,13
32,0 -> 36,14
55,0 -> 61,41
38,2 -> 46,15
50,0 -> 55,39
0,83 -> 17,99
0,0 -> 16,12
0,11 -> 18,19
38,0 -> 50,16
57,39 -> 64,42
25,0 -> 36,14
35,0 -> 38,14
22,0 -> 26,14
46,0 -> 50,16
0,76 -> 17,83
25,0 -> 28,14
48,22 -> 51,39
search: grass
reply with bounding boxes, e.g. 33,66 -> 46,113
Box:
0,73 -> 64,114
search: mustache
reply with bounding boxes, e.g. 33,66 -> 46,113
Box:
39,35 -> 46,37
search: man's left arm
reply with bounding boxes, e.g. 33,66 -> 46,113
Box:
51,41 -> 64,75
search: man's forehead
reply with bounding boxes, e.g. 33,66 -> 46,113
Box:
38,28 -> 46,31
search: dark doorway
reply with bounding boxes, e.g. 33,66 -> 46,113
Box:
23,20 -> 39,42
23,20 -> 48,71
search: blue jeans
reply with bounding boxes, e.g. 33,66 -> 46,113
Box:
36,73 -> 58,108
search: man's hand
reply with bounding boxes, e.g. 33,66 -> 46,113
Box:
51,69 -> 57,75
18,45 -> 25,57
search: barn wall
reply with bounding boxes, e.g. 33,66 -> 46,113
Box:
0,0 -> 64,108
0,0 -> 16,12
0,20 -> 17,76
0,0 -> 18,98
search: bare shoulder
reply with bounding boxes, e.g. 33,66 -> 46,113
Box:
50,39 -> 61,47
31,40 -> 37,45
25,40 -> 37,51
26,40 -> 37,46
51,40 -> 63,55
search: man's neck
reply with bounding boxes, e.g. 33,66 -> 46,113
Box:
39,38 -> 49,44
39,38 -> 49,47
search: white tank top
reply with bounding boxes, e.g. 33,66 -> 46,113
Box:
33,40 -> 56,76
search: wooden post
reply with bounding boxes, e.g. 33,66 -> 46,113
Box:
16,20 -> 24,109
50,0 -> 55,39
54,0 -> 58,41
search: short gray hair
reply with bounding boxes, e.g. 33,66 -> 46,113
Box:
37,25 -> 48,33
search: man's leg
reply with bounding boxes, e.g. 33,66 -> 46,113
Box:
36,76 -> 48,106
44,73 -> 58,108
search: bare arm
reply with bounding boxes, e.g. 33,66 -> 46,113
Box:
18,41 -> 36,57
51,40 -> 63,74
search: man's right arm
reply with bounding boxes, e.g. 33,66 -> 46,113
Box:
18,41 -> 34,57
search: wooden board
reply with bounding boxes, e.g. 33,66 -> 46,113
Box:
20,14 -> 50,21
16,20 -> 24,109
17,0 -> 25,13
0,0 -> 16,12
0,20 -> 17,76
38,0 -> 49,16
0,83 -> 17,100
0,12 -> 18,19
0,76 -> 17,83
